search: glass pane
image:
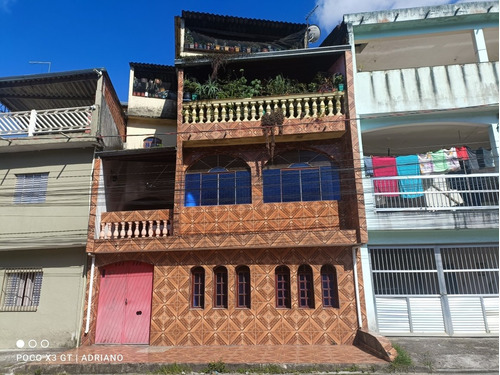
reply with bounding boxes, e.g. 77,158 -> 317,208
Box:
263,169 -> 281,203
219,173 -> 235,205
236,170 -> 251,204
320,166 -> 341,200
185,174 -> 201,206
201,174 -> 218,205
301,168 -> 320,201
282,170 -> 301,202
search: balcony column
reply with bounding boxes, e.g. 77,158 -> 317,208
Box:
489,122 -> 499,172
28,109 -> 37,136
472,29 -> 489,63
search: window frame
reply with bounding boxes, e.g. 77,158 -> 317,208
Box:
14,173 -> 49,204
235,265 -> 251,309
143,137 -> 162,148
275,266 -> 291,309
191,267 -> 205,309
0,269 -> 43,312
321,265 -> 339,308
213,266 -> 228,308
297,265 -> 315,309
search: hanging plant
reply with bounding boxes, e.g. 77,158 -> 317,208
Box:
261,110 -> 284,159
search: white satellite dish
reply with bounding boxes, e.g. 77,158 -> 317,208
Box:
307,25 -> 321,43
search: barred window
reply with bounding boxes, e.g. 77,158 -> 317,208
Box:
236,266 -> 251,308
275,266 -> 291,308
214,266 -> 228,308
14,173 -> 49,204
297,265 -> 315,308
321,265 -> 339,308
191,267 -> 205,308
1,269 -> 43,311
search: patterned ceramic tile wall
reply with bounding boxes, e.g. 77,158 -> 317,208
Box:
81,246 -> 364,346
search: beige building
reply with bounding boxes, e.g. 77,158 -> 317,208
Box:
0,69 -> 125,349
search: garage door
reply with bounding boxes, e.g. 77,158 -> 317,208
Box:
370,245 -> 498,335
95,261 -> 153,344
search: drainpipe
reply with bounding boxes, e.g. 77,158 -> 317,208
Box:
352,247 -> 363,328
84,254 -> 96,334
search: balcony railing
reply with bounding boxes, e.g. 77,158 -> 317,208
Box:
182,92 -> 344,124
0,106 -> 93,137
371,173 -> 499,211
99,209 -> 172,240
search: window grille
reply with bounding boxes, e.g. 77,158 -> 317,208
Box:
236,266 -> 251,308
14,173 -> 49,204
297,265 -> 315,308
275,266 -> 291,308
321,265 -> 339,308
214,266 -> 228,308
1,269 -> 43,311
191,267 -> 205,308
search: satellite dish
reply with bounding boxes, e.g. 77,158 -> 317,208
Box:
307,25 -> 321,43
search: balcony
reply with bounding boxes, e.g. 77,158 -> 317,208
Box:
180,92 -> 346,145
0,106 -> 92,137
355,62 -> 499,115
364,173 -> 499,230
99,210 -> 173,240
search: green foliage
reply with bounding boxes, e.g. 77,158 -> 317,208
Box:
388,343 -> 413,373
183,78 -> 200,93
204,359 -> 227,373
198,76 -> 220,100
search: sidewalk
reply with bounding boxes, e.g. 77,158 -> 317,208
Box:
1,336 -> 498,374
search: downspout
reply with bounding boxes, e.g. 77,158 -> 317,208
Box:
352,247 -> 363,328
84,254 -> 96,334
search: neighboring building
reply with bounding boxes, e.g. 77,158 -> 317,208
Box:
80,11 -> 372,347
322,2 -> 499,336
0,69 -> 125,348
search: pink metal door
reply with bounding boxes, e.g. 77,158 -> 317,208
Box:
95,261 -> 153,344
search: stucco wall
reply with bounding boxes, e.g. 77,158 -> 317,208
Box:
126,119 -> 177,150
0,248 -> 87,349
0,148 -> 94,250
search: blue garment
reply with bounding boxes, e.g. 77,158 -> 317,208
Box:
396,155 -> 424,198
364,157 -> 374,176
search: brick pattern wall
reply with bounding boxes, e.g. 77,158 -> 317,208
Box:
81,246 -> 363,346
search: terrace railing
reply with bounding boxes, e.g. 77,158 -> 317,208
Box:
99,209 -> 173,240
371,173 -> 499,211
0,106 -> 93,137
182,92 -> 344,124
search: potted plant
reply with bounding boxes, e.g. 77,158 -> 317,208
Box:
334,73 -> 345,91
183,78 -> 200,102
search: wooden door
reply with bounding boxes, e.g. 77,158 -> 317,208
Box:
95,261 -> 153,344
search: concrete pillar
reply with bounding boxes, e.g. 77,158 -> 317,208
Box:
488,122 -> 499,172
360,245 -> 378,331
472,28 -> 489,63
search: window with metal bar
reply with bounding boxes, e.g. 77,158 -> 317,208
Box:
321,265 -> 339,308
1,269 -> 43,311
275,266 -> 291,308
14,173 -> 49,204
441,246 -> 499,295
263,150 -> 340,203
185,155 -> 251,206
236,266 -> 251,308
191,267 -> 205,308
298,265 -> 315,308
213,266 -> 228,308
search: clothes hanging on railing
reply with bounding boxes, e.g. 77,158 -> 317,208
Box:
372,156 -> 399,196
418,153 -> 434,175
364,156 -> 374,177
396,155 -> 424,198
430,150 -> 448,173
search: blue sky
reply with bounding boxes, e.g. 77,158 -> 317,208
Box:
0,0 -> 480,102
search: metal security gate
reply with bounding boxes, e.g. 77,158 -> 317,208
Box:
95,261 -> 153,344
370,245 -> 499,335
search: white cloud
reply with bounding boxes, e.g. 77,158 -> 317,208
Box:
313,0 -> 485,32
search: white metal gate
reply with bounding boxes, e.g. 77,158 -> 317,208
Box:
370,245 -> 499,335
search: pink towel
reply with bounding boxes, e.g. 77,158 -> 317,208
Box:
372,156 -> 399,196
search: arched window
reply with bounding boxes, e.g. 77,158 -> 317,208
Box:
185,155 -> 251,206
213,266 -> 228,308
263,150 -> 340,203
275,266 -> 291,308
191,267 -> 205,308
297,265 -> 315,308
236,266 -> 251,308
143,137 -> 162,148
321,265 -> 339,308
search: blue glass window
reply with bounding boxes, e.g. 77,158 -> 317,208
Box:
185,155 -> 251,206
263,151 -> 340,203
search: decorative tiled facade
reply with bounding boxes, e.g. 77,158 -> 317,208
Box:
81,247 -> 366,346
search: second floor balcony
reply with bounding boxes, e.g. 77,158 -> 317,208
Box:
0,106 -> 93,137
180,91 -> 346,145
